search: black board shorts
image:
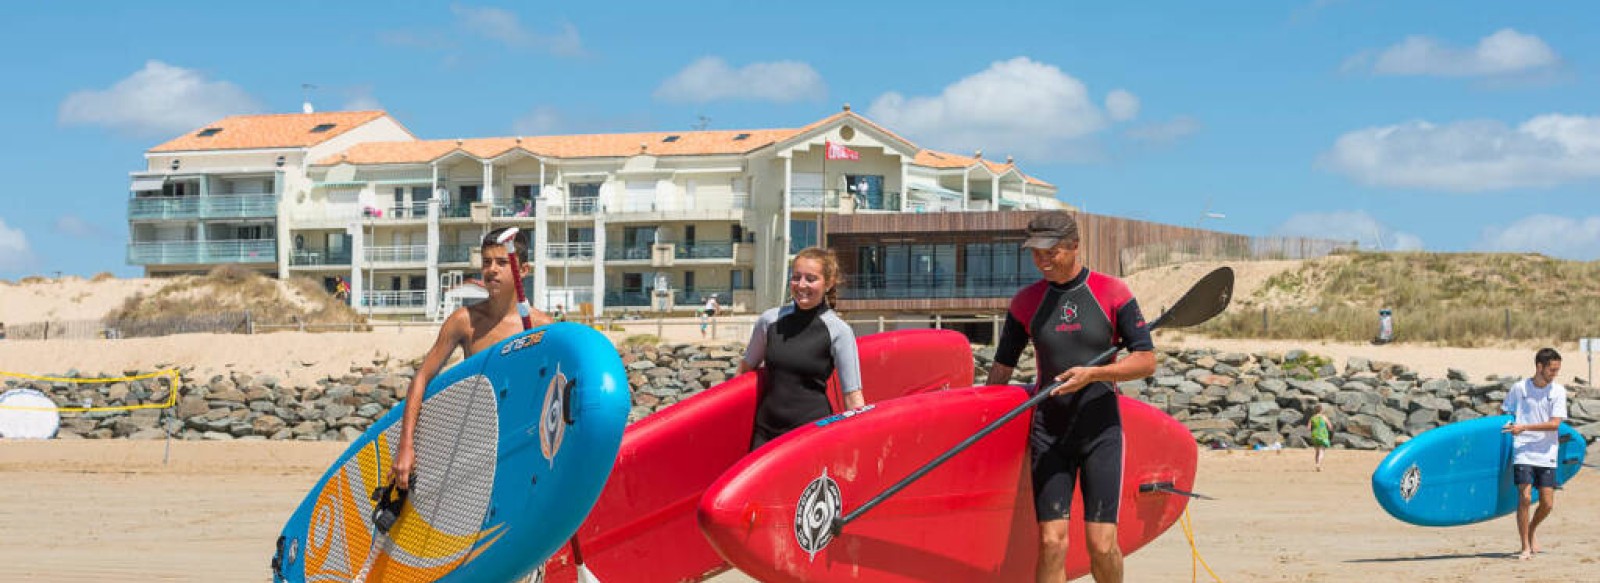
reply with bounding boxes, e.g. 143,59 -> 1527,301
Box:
1031,415 -> 1124,523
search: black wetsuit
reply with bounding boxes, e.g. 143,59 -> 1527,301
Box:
994,268 -> 1153,523
743,302 -> 862,448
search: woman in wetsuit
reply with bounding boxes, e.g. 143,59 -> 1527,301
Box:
738,247 -> 864,448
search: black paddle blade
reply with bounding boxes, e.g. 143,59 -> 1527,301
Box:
1151,266 -> 1234,330
1139,481 -> 1216,500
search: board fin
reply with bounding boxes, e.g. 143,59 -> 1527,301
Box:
1140,481 -> 1215,500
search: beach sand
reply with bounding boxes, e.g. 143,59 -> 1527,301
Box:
1,440 -> 1593,582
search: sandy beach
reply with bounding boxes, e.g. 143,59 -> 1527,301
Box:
1,440 -> 1593,582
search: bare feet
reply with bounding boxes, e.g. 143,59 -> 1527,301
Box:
1517,549 -> 1534,561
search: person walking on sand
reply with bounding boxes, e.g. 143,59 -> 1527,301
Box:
1307,405 -> 1332,471
1503,348 -> 1568,561
700,294 -> 721,338
738,248 -> 863,449
986,211 -> 1156,583
390,228 -> 553,491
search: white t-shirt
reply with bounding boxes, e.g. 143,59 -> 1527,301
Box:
703,298 -> 718,313
1502,378 -> 1568,467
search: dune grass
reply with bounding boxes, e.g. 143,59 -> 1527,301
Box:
1197,251 -> 1600,346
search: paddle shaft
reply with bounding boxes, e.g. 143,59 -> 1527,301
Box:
830,344 -> 1119,534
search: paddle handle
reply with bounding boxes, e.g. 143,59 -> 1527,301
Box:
830,343 -> 1120,535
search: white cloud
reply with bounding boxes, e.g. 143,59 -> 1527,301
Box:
1322,114 -> 1600,192
58,61 -> 262,138
1274,211 -> 1424,251
1125,116 -> 1201,145
54,215 -> 100,239
342,86 -> 383,111
513,106 -> 564,135
450,4 -> 582,56
0,218 -> 35,271
866,57 -> 1133,161
1105,90 -> 1139,122
654,57 -> 826,104
1345,29 -> 1559,77
1478,214 -> 1600,260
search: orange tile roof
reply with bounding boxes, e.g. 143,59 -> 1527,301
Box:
317,129 -> 800,166
296,110 -> 1054,188
149,111 -> 395,152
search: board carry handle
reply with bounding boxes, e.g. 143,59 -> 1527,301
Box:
829,267 -> 1234,538
564,378 -> 579,425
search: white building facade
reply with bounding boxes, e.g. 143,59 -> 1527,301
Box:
129,107 -> 1066,320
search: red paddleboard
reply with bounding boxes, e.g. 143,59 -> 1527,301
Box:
541,329 -> 975,582
697,385 -> 1197,582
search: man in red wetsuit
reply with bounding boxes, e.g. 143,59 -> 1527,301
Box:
986,211 -> 1156,583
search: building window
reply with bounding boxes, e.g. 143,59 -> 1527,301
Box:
731,224 -> 745,243
310,123 -> 337,133
622,273 -> 644,293
567,227 -> 594,243
197,127 -> 222,137
459,185 -> 481,204
409,276 -> 426,291
731,269 -> 751,290
790,219 -> 817,254
662,135 -> 680,143
569,182 -> 601,199
845,174 -> 885,210
683,271 -> 696,291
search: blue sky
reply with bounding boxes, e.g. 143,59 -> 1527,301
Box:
3,1 -> 1598,280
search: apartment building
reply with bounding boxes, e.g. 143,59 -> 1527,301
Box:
129,106 -> 1066,320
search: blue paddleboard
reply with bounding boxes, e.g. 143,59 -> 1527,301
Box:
1371,414 -> 1587,527
271,323 -> 630,582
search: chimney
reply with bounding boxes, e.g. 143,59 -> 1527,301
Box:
842,103 -> 852,112
1006,155 -> 1014,164
973,149 -> 983,159
640,142 -> 649,153
302,101 -> 314,114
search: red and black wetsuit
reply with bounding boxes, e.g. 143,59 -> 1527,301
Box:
994,267 -> 1153,523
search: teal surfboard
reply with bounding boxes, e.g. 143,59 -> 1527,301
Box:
1371,415 -> 1587,527
271,323 -> 629,582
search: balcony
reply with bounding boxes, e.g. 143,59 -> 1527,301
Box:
492,199 -> 538,219
289,249 -> 352,267
365,245 -> 428,265
674,240 -> 734,260
439,244 -> 474,264
789,189 -> 901,212
441,203 -> 474,219
603,290 -> 652,307
840,272 -> 1037,300
358,290 -> 427,309
548,242 -> 595,261
605,245 -> 652,261
675,288 -> 730,305
129,195 -> 278,221
127,239 -> 276,265
365,203 -> 430,221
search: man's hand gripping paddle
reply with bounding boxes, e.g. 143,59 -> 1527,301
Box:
827,266 -> 1235,538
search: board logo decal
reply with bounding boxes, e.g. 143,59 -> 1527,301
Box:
794,468 -> 843,560
1400,464 -> 1421,502
540,365 -> 568,464
813,404 -> 876,428
501,330 -> 547,356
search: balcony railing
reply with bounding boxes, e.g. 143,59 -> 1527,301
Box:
358,290 -> 427,309
289,249 -> 352,267
129,195 -> 278,221
605,245 -> 652,261
441,203 -> 474,219
604,290 -> 653,307
365,245 -> 428,264
675,288 -> 730,305
789,189 -> 901,211
675,240 -> 734,260
841,272 -> 1038,300
366,203 -> 430,220
492,199 -> 538,219
439,244 -> 474,264
127,239 -> 276,265
561,197 -> 599,215
548,242 -> 595,261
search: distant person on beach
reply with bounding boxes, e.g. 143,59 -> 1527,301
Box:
1372,308 -> 1394,345
1307,405 -> 1332,471
700,294 -> 721,338
987,211 -> 1156,583
0,321 -> 6,340
739,248 -> 862,449
390,228 -> 552,491
1502,348 -> 1568,561
553,303 -> 567,322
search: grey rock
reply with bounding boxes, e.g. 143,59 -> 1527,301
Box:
202,431 -> 233,441
1184,419 -> 1238,432
1447,368 -> 1469,382
1216,352 -> 1250,367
